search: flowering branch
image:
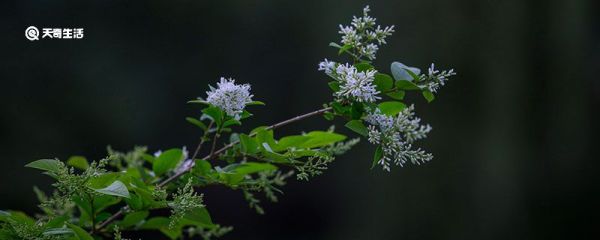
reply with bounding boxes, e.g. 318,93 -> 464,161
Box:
1,5 -> 455,240
95,106 -> 332,232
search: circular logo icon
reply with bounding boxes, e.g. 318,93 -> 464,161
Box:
25,26 -> 39,41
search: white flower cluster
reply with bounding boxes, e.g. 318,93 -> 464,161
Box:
418,63 -> 456,93
338,5 -> 395,60
206,77 -> 253,120
365,105 -> 433,171
318,59 -> 380,103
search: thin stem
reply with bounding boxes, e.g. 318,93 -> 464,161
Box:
89,193 -> 96,233
94,106 -> 332,232
209,127 -> 220,158
190,121 -> 214,161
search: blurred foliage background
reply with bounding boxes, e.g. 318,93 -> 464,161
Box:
1,0 -> 598,239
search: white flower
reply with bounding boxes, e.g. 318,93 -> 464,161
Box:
318,59 -> 336,74
206,77 -> 253,120
418,63 -> 456,93
334,63 -> 380,102
365,106 -> 433,171
337,5 -> 395,60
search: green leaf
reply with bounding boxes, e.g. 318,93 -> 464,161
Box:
202,106 -> 223,125
87,172 -> 120,189
345,120 -> 368,137
338,44 -> 352,55
185,117 -> 207,131
42,228 -> 73,236
239,134 -> 259,154
66,223 -> 93,240
390,61 -> 421,81
233,162 -> 277,175
329,42 -> 342,48
223,118 -> 241,127
92,180 -> 130,198
299,131 -> 347,148
330,101 -> 347,114
395,80 -> 421,90
275,135 -> 311,151
120,211 -> 149,228
372,146 -> 383,169
323,111 -> 335,120
153,149 -> 184,176
422,90 -> 435,102
247,101 -> 266,106
67,156 -> 89,170
187,99 -> 209,105
254,128 -> 277,148
183,207 -> 214,228
328,81 -> 340,92
93,195 -> 121,213
378,101 -> 407,116
124,193 -> 144,211
140,217 -> 170,230
350,102 -> 365,119
373,73 -> 394,91
386,90 -> 405,100
25,159 -> 61,173
192,160 -> 213,177
355,62 -> 374,72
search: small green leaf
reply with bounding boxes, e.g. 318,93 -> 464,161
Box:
247,101 -> 266,106
223,118 -> 241,127
338,44 -> 352,55
373,73 -> 394,91
66,223 -> 93,240
187,99 -> 209,105
345,120 -> 368,137
183,207 -> 214,228
202,106 -> 223,125
275,135 -> 311,151
239,110 -> 253,120
140,217 -> 170,230
350,102 -> 365,119
390,61 -> 421,81
395,80 -> 421,90
355,62 -> 374,72
87,172 -> 120,189
25,159 -> 61,173
185,117 -> 207,131
328,81 -> 340,92
233,162 -> 277,175
67,156 -> 88,170
120,211 -> 149,228
42,228 -> 73,236
329,42 -> 342,48
323,111 -> 335,120
92,180 -> 130,198
153,149 -> 184,176
192,160 -> 213,176
372,146 -> 383,169
422,90 -> 435,102
378,101 -> 407,116
386,90 -> 405,100
239,134 -> 259,154
299,131 -> 347,148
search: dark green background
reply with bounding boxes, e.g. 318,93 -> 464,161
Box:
1,0 -> 598,239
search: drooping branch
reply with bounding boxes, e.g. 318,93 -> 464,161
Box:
94,106 -> 332,231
